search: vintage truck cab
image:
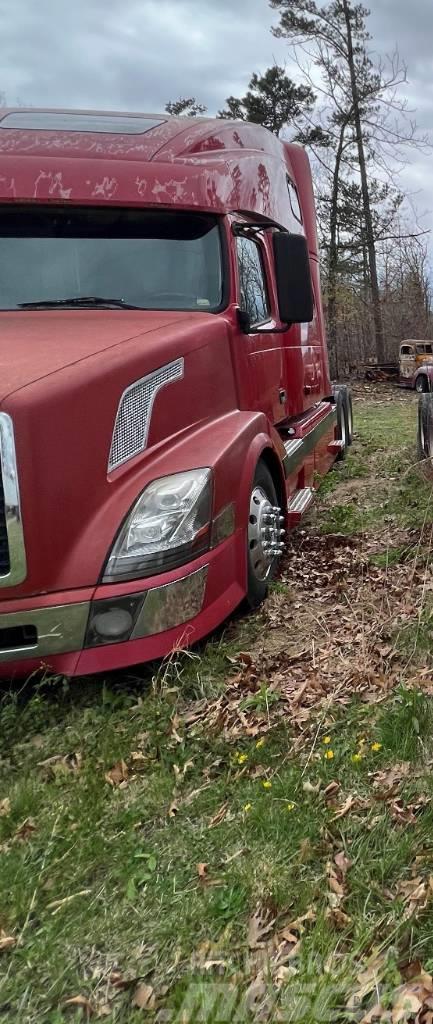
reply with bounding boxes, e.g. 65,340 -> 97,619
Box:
399,341 -> 433,392
0,108 -> 351,678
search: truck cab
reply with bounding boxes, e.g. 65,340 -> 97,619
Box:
399,341 -> 433,392
0,108 -> 349,678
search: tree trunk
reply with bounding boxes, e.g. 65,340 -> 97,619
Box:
341,0 -> 385,363
327,122 -> 346,378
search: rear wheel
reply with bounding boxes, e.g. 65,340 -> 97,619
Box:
346,391 -> 354,445
335,390 -> 348,461
247,462 -> 284,609
415,375 -> 429,394
418,393 -> 433,472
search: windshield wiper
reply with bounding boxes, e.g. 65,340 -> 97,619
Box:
17,295 -> 143,310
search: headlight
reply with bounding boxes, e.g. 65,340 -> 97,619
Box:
103,469 -> 212,581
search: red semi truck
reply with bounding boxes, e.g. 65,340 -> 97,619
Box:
0,108 -> 352,679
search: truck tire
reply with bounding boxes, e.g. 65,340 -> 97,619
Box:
334,384 -> 353,446
335,390 -> 348,461
345,391 -> 354,445
418,393 -> 433,469
415,375 -> 429,394
247,461 -> 282,609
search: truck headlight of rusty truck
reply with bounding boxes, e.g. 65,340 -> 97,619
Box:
103,469 -> 212,582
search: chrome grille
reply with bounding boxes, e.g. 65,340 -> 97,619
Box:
0,413 -> 26,586
108,359 -> 184,472
0,461 -> 10,575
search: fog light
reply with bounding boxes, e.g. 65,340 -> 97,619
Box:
92,608 -> 133,640
85,593 -> 145,648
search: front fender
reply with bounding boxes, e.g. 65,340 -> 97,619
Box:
61,410 -> 285,586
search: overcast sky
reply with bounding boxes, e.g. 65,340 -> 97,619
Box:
1,0 -> 431,232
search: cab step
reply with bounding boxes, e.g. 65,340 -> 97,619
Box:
327,438 -> 344,454
287,487 -> 315,526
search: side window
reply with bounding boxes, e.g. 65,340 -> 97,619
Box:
287,176 -> 303,224
236,236 -> 270,325
401,345 -> 413,355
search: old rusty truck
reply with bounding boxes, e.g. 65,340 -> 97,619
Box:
0,108 -> 352,678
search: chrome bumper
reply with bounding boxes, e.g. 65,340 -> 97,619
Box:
0,565 -> 208,664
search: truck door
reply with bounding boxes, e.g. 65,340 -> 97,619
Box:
400,343 -> 415,379
234,233 -> 286,424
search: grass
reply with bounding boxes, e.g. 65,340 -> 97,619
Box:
2,388 -> 433,1021
318,396 -> 433,536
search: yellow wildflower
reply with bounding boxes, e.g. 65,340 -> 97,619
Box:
371,742 -> 382,752
351,753 -> 362,763
255,738 -> 265,749
286,802 -> 295,812
244,803 -> 252,813
235,752 -> 248,765
324,750 -> 334,760
262,780 -> 272,789
323,736 -> 332,745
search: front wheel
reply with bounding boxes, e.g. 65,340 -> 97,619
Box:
247,462 -> 284,609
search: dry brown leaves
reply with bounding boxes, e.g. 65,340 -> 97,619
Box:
104,759 -> 129,788
396,875 -> 433,919
0,797 -> 11,817
325,850 -> 352,927
63,994 -> 95,1017
357,962 -> 433,1024
131,982 -> 156,1010
173,527 -> 431,747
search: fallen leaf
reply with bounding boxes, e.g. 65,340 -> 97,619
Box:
197,862 -> 208,880
391,985 -> 424,1023
64,994 -> 95,1017
360,1002 -> 387,1024
0,931 -> 15,952
326,907 -> 352,929
14,817 -> 37,841
302,780 -> 321,794
332,794 -> 357,820
334,851 -> 353,879
248,902 -> 276,949
347,953 -> 388,1010
170,715 -> 183,744
324,781 -> 340,800
0,798 -> 11,817
105,760 -> 129,787
208,802 -> 229,828
285,908 -> 316,933
131,983 -> 155,1010
168,801 -> 179,818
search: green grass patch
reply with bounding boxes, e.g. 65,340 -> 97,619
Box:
318,398 -> 433,536
2,669 -> 433,1021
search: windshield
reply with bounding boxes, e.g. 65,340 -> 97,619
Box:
0,205 -> 223,311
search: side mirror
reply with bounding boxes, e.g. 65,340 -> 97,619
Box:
273,232 -> 314,324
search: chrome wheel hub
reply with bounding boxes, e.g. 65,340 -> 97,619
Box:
248,486 -> 285,582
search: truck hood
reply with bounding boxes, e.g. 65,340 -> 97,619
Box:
0,309 -> 196,403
